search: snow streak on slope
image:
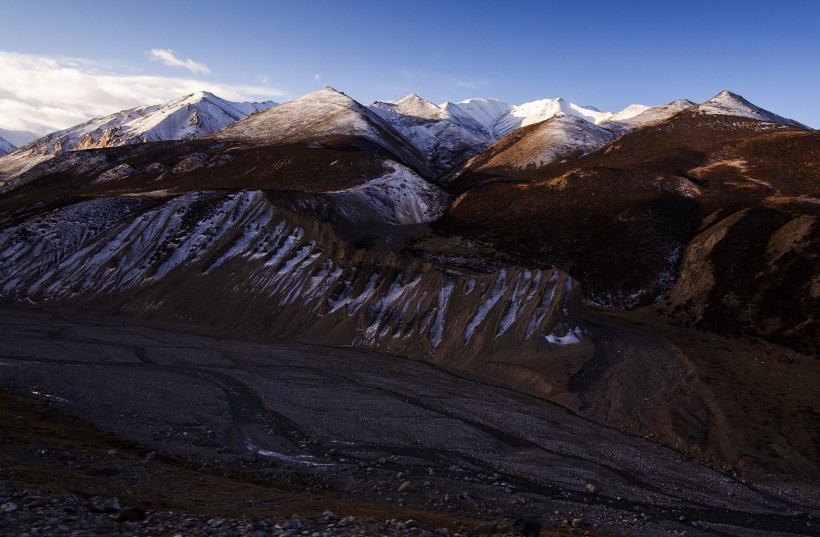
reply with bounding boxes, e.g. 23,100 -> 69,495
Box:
692,91 -> 809,129
0,136 -> 15,156
326,164 -> 449,225
0,191 -> 583,364
276,163 -> 450,229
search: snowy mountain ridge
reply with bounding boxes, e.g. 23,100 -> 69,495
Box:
17,91 -> 276,157
0,92 -> 277,186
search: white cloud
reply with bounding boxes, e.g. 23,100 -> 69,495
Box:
147,48 -> 211,75
0,51 -> 286,138
454,79 -> 487,90
314,73 -> 321,84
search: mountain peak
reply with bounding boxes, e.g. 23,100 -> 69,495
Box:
696,90 -> 808,129
707,90 -> 751,106
398,92 -> 424,102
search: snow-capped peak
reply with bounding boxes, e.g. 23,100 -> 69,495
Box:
371,93 -> 449,122
694,90 -> 809,129
608,104 -> 652,123
600,99 -> 695,133
3,92 -> 277,159
492,97 -> 613,138
440,98 -> 513,136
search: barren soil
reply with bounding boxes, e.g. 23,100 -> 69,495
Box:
1,304 -> 817,536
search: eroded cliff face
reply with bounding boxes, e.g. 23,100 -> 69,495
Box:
0,190 -> 587,390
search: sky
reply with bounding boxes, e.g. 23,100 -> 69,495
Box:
1,0 -> 818,144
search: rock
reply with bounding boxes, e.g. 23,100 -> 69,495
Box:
571,518 -> 582,528
240,452 -> 258,463
322,510 -> 337,521
472,516 -> 541,537
1,502 -> 18,513
585,483 -> 597,494
106,449 -> 117,456
404,519 -> 420,529
104,497 -> 121,512
116,507 -> 146,522
398,480 -> 413,493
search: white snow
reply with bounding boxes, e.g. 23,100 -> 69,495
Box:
544,326 -> 584,346
429,279 -> 455,348
441,98 -> 513,135
464,270 -> 507,344
370,94 -> 495,171
493,98 -> 614,138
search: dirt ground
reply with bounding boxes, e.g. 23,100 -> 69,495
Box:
0,304 -> 817,536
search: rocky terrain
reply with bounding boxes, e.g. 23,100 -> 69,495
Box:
1,306 -> 818,537
0,86 -> 818,536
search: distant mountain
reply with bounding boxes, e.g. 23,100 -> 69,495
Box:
0,136 -> 15,156
0,92 -> 276,187
19,91 -> 275,156
0,128 -> 39,147
369,93 -> 495,174
443,114 -> 615,192
436,94 -> 817,352
600,99 -> 696,134
692,90 -> 809,128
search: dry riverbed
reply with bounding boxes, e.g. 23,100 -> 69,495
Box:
0,304 -> 817,536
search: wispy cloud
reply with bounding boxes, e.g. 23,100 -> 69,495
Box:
146,48 -> 211,75
314,73 -> 321,84
453,79 -> 487,91
0,51 -> 286,138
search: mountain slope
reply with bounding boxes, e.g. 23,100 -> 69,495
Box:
210,87 -> 433,177
692,90 -> 810,128
600,99 -> 695,134
0,92 -> 276,190
370,94 -> 496,174
442,115 -> 615,192
0,190 -> 584,383
435,107 -> 818,353
13,91 -> 275,156
493,97 -> 613,137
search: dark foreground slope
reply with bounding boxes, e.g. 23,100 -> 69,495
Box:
1,306 -> 817,537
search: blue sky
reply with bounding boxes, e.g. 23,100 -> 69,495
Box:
1,0 -> 819,141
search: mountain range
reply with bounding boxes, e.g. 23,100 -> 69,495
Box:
0,85 -> 817,485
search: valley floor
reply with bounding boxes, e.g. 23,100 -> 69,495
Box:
0,304 -> 817,536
